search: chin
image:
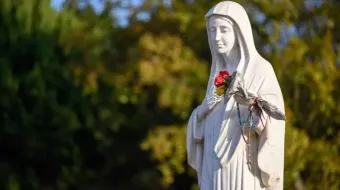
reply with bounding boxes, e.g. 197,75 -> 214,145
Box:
217,49 -> 229,54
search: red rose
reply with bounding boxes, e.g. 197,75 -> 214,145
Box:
219,70 -> 230,78
214,75 -> 224,86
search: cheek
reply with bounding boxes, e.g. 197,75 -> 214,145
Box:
222,33 -> 235,47
210,32 -> 216,40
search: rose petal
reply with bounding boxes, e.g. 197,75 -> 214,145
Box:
215,75 -> 224,86
219,70 -> 230,77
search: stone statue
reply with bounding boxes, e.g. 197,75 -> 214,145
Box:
186,1 -> 286,190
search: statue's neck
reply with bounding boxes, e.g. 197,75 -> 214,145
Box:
222,45 -> 240,73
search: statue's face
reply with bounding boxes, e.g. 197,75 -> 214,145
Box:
209,16 -> 236,55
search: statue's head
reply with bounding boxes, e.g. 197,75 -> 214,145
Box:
208,15 -> 237,55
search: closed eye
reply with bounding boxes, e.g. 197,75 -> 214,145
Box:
221,26 -> 230,33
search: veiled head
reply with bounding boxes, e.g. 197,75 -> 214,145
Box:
205,1 -> 258,93
208,15 -> 237,55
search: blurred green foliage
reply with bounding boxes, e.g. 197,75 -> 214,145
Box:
0,0 -> 339,189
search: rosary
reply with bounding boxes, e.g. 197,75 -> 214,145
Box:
236,103 -> 256,170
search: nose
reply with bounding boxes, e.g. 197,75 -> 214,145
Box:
215,29 -> 221,42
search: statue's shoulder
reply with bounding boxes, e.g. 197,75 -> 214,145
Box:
253,54 -> 275,76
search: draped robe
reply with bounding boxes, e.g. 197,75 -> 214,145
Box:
186,2 -> 285,190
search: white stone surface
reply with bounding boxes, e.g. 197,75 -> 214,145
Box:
187,1 -> 286,190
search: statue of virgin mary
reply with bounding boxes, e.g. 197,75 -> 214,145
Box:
187,1 -> 286,190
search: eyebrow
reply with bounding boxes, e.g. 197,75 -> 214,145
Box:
209,24 -> 232,29
220,25 -> 231,29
